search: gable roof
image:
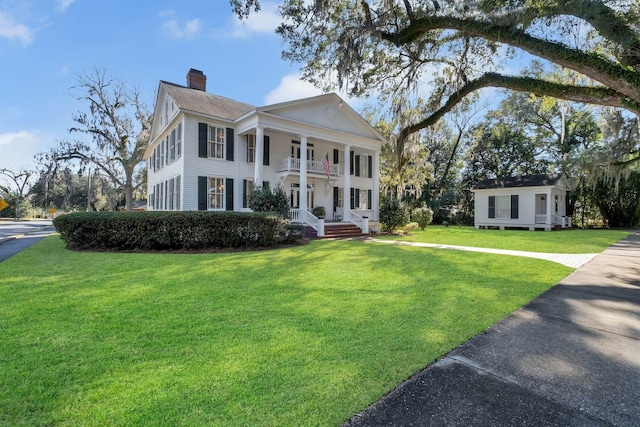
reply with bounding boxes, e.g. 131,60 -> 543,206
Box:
161,81 -> 255,121
473,173 -> 565,190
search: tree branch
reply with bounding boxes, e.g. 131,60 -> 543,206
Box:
531,0 -> 640,69
381,15 -> 640,102
400,72 -> 640,142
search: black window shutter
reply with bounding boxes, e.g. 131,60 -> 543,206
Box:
333,187 -> 339,212
488,196 -> 496,219
198,123 -> 208,158
368,156 -> 373,178
333,149 -> 339,164
367,190 -> 372,209
226,128 -> 234,161
511,194 -> 519,219
243,179 -> 248,209
354,155 -> 361,176
198,176 -> 208,210
355,188 -> 360,207
263,135 -> 270,165
262,181 -> 269,189
350,188 -> 355,209
350,151 -> 354,176
225,178 -> 234,211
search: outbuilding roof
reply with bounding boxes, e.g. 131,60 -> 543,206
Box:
473,173 -> 565,190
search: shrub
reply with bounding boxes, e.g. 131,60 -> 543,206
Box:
379,194 -> 409,232
248,184 -> 290,217
311,206 -> 326,218
401,222 -> 418,235
53,211 -> 301,251
411,206 -> 434,230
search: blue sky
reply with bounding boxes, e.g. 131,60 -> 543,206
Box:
0,0 -> 328,172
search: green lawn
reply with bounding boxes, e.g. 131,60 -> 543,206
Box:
378,226 -> 631,253
1,236 -> 576,426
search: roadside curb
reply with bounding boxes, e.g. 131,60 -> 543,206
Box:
0,237 -> 16,245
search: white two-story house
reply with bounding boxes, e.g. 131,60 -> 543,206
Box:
144,69 -> 385,233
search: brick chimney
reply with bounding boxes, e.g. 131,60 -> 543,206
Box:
186,68 -> 206,91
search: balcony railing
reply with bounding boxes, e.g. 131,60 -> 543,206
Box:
278,157 -> 342,176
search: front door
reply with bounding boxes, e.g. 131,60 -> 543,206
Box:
290,187 -> 314,209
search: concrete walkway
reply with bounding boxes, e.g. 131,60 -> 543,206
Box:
369,238 -> 598,268
346,232 -> 640,426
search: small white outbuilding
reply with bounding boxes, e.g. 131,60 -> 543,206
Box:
471,173 -> 571,231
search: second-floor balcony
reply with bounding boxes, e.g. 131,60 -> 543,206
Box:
278,156 -> 342,177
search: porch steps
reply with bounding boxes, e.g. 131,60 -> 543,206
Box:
322,223 -> 368,239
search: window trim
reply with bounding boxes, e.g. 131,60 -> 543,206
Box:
208,125 -> 226,159
208,177 -> 225,210
246,134 -> 256,163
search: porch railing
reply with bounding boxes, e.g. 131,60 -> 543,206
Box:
289,208 -> 300,223
348,209 -> 370,234
278,157 -> 341,176
535,214 -> 547,224
288,208 -> 324,236
535,214 -> 566,226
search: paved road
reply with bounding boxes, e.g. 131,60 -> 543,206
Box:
346,232 -> 640,426
0,220 -> 56,262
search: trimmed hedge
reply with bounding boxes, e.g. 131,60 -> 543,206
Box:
53,211 -> 303,251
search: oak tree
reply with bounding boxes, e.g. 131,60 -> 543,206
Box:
232,0 -> 640,149
41,67 -> 150,211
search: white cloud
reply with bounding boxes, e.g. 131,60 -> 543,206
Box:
0,131 -> 43,170
264,73 -> 323,105
162,18 -> 202,39
57,0 -> 74,12
0,11 -> 35,45
230,2 -> 280,38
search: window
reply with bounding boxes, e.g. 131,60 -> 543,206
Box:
209,125 -> 225,159
243,178 -> 253,208
496,195 -> 510,219
359,189 -> 369,210
246,134 -> 256,163
168,179 -> 174,210
291,141 -> 314,160
208,177 -> 225,210
336,187 -> 343,208
160,139 -> 165,168
169,130 -> 176,162
489,195 -> 518,219
164,99 -> 169,125
175,176 -> 181,210
176,123 -> 182,158
360,155 -> 372,178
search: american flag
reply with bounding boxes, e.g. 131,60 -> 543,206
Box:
322,152 -> 331,179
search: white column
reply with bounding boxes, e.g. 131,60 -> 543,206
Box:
254,127 -> 264,185
373,150 -> 380,221
343,144 -> 351,221
546,190 -> 553,229
300,136 -> 308,221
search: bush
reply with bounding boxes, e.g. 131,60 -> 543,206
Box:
311,206 -> 326,218
248,184 -> 290,217
53,211 -> 302,251
411,206 -> 433,230
400,222 -> 418,235
380,194 -> 409,232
